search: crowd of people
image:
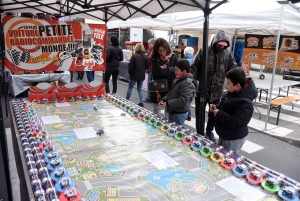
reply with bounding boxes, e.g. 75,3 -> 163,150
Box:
77,31 -> 257,154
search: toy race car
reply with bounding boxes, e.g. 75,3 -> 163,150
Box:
166,128 -> 176,136
97,129 -> 104,135
265,177 -> 278,189
131,109 -> 139,117
41,98 -> 49,104
76,53 -> 84,66
50,158 -> 61,167
282,186 -> 297,199
213,152 -> 224,160
64,188 -> 77,200
83,95 -> 90,101
224,158 -> 235,165
203,146 -> 212,154
91,95 -> 97,100
50,98 -> 58,103
98,95 -> 104,100
185,135 -> 193,142
59,97 -> 66,103
47,151 -> 59,159
75,96 -> 82,102
250,170 -> 262,180
54,167 -> 66,178
84,49 -> 90,59
143,115 -> 151,122
67,96 -> 74,102
32,99 -> 40,104
194,141 -> 202,148
60,177 -> 71,188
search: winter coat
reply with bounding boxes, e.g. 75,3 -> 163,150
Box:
190,30 -> 237,101
163,74 -> 198,113
215,78 -> 258,140
106,45 -> 123,70
128,52 -> 148,81
184,54 -> 195,65
149,53 -> 178,103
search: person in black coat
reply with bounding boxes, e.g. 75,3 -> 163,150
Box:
210,68 -> 258,154
150,38 -> 177,116
104,35 -> 123,94
126,43 -> 148,107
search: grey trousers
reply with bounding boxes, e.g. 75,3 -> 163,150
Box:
218,136 -> 247,154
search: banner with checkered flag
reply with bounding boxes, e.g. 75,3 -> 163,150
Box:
20,50 -> 30,63
7,49 -> 21,66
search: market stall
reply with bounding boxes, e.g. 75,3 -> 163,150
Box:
8,93 -> 300,201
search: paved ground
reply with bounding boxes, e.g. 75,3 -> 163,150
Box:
81,71 -> 300,182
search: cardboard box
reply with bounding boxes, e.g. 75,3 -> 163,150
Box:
28,82 -> 57,102
81,81 -> 106,99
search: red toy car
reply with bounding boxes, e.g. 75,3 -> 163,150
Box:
76,53 -> 84,66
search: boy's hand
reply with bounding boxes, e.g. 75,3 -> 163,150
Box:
158,101 -> 167,107
213,109 -> 219,116
209,104 -> 216,112
160,64 -> 167,69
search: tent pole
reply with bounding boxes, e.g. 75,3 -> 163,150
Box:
232,29 -> 237,53
199,0 -> 210,135
264,30 -> 281,130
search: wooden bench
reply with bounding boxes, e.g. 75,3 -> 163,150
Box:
270,94 -> 300,125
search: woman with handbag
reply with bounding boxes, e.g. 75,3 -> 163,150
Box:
126,43 -> 148,107
104,35 -> 123,94
149,38 -> 177,116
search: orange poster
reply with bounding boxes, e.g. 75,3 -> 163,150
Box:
242,34 -> 300,70
2,15 -> 107,72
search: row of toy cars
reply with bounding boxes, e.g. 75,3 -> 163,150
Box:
105,94 -> 300,201
12,99 -> 82,201
32,94 -> 105,105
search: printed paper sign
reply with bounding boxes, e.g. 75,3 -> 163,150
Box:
41,115 -> 62,124
73,127 -> 97,139
142,150 -> 180,170
216,176 -> 266,201
54,102 -> 71,107
2,15 -> 107,72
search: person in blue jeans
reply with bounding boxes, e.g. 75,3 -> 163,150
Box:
159,60 -> 197,126
86,71 -> 95,83
144,38 -> 155,102
184,46 -> 195,121
126,43 -> 148,107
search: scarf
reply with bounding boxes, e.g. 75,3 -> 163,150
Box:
160,53 -> 172,64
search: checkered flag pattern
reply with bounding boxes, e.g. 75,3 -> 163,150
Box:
20,50 -> 30,63
7,49 -> 21,66
54,59 -> 65,67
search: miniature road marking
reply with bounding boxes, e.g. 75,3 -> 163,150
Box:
84,180 -> 93,190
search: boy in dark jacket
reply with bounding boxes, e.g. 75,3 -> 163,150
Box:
159,60 -> 198,126
210,68 -> 258,154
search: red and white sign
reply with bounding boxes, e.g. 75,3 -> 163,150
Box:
2,15 -> 107,72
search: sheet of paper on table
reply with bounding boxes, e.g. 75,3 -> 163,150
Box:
73,127 -> 98,140
216,176 -> 266,201
41,115 -> 62,124
142,150 -> 180,170
55,102 -> 71,107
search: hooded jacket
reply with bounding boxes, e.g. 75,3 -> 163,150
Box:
163,74 -> 198,113
214,78 -> 258,140
106,45 -> 123,70
190,30 -> 237,101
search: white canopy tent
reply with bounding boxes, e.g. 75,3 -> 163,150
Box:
173,0 -> 300,36
117,17 -> 172,31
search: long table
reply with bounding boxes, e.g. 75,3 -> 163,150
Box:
8,96 -> 300,201
253,78 -> 300,102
